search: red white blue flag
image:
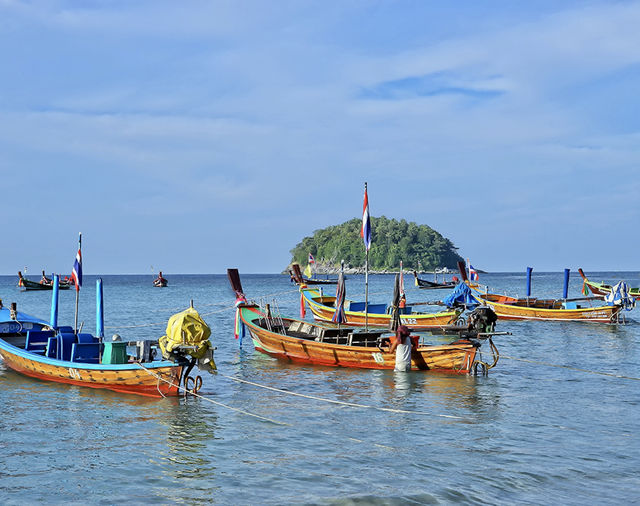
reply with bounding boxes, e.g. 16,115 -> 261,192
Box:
469,263 -> 479,281
360,185 -> 372,251
308,253 -> 315,264
72,248 -> 82,291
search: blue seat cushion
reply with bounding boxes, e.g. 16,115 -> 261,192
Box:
57,333 -> 76,361
25,330 -> 55,352
77,333 -> 98,344
367,304 -> 387,314
71,342 -> 101,364
349,302 -> 366,312
46,337 -> 58,358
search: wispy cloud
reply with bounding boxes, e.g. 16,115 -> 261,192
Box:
1,1 -> 640,271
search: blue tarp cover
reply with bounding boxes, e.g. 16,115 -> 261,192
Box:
0,307 -> 48,326
442,283 -> 479,309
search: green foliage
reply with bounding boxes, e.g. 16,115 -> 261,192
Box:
290,216 -> 464,270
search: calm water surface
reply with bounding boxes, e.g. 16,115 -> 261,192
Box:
1,272 -> 639,504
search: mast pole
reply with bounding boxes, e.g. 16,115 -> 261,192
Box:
74,233 -> 82,334
365,248 -> 369,331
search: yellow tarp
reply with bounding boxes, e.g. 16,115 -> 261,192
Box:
159,307 -> 211,359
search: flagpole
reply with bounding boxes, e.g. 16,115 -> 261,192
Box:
364,182 -> 369,331
365,247 -> 369,331
74,233 -> 82,334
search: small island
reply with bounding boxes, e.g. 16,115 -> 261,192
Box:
289,216 -> 464,273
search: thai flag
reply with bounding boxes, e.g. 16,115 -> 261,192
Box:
72,248 -> 82,291
308,253 -> 315,264
360,185 -> 371,251
469,264 -> 479,281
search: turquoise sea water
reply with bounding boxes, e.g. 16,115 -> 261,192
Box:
1,271 -> 639,504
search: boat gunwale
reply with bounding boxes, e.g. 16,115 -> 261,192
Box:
0,336 -> 178,371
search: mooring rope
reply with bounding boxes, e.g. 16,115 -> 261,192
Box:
135,362 -> 396,450
135,362 -> 289,425
219,373 -> 464,419
501,355 -> 640,381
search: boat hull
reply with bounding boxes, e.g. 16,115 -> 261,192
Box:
474,294 -> 620,322
0,341 -> 182,397
19,279 -> 71,291
241,307 -> 478,373
578,269 -> 640,300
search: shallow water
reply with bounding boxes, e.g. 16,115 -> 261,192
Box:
1,271 -> 638,504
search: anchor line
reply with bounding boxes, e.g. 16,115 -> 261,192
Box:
135,362 -> 289,425
135,363 -> 396,450
218,373 -> 464,420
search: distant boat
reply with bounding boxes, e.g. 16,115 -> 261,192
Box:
413,271 -> 457,290
578,269 -> 640,300
290,263 -> 337,285
18,271 -> 71,291
153,271 -> 168,287
228,268 -> 499,373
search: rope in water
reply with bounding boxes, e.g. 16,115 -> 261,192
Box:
501,355 -> 640,381
135,362 -> 289,425
135,362 -> 395,450
219,373 -> 464,419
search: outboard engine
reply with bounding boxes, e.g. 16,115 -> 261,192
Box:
468,306 -> 498,334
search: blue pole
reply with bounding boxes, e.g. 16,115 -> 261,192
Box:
563,269 -> 570,299
50,275 -> 59,329
526,267 -> 533,297
96,278 -> 104,338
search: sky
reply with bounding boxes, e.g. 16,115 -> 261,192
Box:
1,0 -> 639,274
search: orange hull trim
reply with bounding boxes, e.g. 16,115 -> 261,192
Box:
0,348 -> 182,397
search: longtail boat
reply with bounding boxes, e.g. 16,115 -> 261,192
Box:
228,269 -> 499,373
18,271 -> 71,291
578,269 -> 640,300
413,271 -> 457,290
0,280 -> 215,397
454,262 -> 629,323
300,283 -> 461,330
471,291 -> 623,322
290,263 -> 337,285
153,271 -> 168,287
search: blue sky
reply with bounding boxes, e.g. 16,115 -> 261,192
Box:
1,1 -> 639,274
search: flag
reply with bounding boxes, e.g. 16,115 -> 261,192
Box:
72,248 -> 82,291
360,185 -> 371,251
308,253 -> 315,264
469,264 -> 479,281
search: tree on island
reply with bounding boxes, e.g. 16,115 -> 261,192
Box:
290,216 -> 464,271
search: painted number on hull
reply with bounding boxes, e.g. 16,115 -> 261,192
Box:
401,318 -> 417,324
68,368 -> 81,380
372,352 -> 384,364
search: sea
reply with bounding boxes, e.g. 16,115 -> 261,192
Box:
1,271 -> 639,505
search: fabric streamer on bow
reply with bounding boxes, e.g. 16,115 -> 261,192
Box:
234,296 -> 246,346
582,280 -> 589,296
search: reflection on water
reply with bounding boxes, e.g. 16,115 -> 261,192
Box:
0,273 -> 638,504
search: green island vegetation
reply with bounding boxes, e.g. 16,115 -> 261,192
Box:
290,217 -> 464,272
